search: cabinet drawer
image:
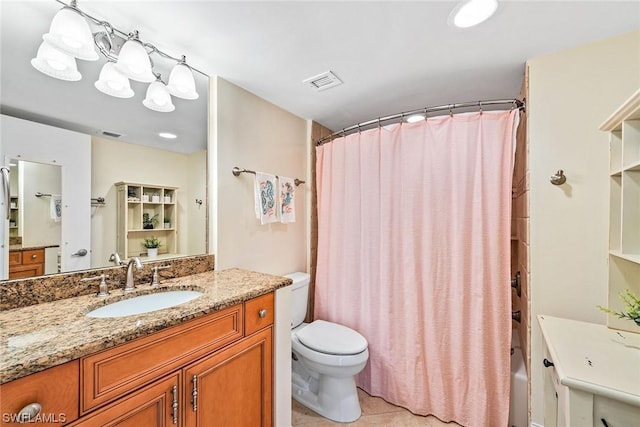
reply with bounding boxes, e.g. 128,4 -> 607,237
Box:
22,249 -> 44,266
8,251 -> 21,266
0,360 -> 79,426
81,304 -> 243,413
245,292 -> 274,336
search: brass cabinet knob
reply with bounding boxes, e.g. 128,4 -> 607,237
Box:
258,309 -> 267,318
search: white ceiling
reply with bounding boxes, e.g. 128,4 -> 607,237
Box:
1,1 -> 639,153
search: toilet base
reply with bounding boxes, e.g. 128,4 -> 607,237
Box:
292,364 -> 362,423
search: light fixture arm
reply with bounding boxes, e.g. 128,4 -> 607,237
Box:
52,0 -> 205,76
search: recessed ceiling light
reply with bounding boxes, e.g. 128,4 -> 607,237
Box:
159,132 -> 177,139
406,114 -> 426,123
449,0 -> 498,28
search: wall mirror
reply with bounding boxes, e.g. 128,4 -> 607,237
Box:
0,1 -> 209,281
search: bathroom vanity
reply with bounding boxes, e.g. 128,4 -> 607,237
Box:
0,268 -> 290,426
538,315 -> 640,427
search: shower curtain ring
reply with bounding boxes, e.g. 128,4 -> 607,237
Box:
448,105 -> 453,117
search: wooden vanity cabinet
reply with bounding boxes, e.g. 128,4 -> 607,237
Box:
67,292 -> 274,427
8,248 -> 44,279
0,360 -> 79,426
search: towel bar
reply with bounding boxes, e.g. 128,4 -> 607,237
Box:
232,166 -> 306,187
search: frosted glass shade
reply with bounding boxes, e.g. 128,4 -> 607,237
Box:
115,39 -> 155,83
31,41 -> 82,81
42,7 -> 98,61
167,63 -> 199,100
143,80 -> 175,112
95,62 -> 134,98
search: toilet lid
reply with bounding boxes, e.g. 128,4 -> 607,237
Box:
296,320 -> 368,355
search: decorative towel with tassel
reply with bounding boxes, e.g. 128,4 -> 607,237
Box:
50,194 -> 62,222
279,177 -> 296,223
254,172 -> 278,224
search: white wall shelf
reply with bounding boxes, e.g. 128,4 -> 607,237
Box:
115,182 -> 178,259
600,89 -> 640,334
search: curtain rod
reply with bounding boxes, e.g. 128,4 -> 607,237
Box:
316,98 -> 525,146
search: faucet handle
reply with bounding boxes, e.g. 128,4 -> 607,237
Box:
109,252 -> 123,265
151,265 -> 171,286
81,274 -> 110,297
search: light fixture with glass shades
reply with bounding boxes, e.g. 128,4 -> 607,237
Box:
114,31 -> 156,83
143,75 -> 175,113
31,0 -> 201,113
31,41 -> 82,81
449,0 -> 498,28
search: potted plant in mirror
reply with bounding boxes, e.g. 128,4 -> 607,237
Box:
142,213 -> 159,229
142,236 -> 161,258
164,217 -> 171,229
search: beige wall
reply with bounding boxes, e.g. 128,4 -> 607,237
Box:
528,31 -> 640,425
211,77 -> 308,274
21,161 -> 61,247
91,137 -> 207,267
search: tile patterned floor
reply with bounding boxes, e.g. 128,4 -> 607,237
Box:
292,388 -> 463,427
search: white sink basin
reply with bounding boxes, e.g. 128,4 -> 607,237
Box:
86,290 -> 203,318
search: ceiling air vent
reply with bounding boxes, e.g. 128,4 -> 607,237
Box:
303,71 -> 343,91
101,130 -> 122,138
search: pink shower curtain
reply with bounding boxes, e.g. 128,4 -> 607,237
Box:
315,110 -> 519,427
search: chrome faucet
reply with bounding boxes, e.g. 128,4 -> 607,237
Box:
124,257 -> 143,292
109,252 -> 123,266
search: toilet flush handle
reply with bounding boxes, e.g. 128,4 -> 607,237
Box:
259,309 -> 268,318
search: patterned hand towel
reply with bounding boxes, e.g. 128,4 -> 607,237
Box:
254,172 -> 278,224
279,177 -> 296,223
50,194 -> 62,222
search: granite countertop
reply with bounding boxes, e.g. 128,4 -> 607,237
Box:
9,244 -> 60,252
0,268 -> 291,384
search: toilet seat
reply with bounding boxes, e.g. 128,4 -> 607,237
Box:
295,320 -> 367,355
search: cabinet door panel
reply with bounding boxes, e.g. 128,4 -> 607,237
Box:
0,360 -> 79,426
184,328 -> 273,427
68,373 -> 180,427
8,263 -> 44,279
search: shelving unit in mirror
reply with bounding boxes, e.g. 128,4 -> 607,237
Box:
599,89 -> 640,334
115,182 -> 178,259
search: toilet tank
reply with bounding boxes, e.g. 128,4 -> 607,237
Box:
285,272 -> 310,328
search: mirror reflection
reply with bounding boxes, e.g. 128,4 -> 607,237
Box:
0,0 -> 210,281
8,160 -> 62,278
1,119 -> 208,281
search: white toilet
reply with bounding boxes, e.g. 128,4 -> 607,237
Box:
286,272 -> 369,423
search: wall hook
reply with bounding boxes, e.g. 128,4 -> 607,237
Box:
195,199 -> 203,207
550,170 -> 566,185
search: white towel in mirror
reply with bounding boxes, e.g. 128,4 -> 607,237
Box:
50,194 -> 62,222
